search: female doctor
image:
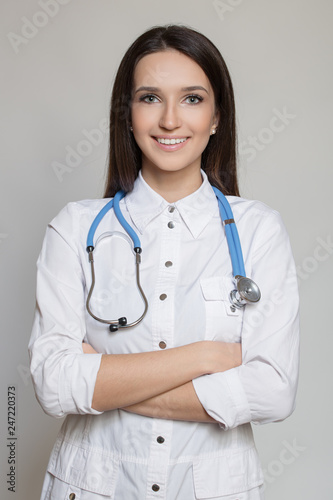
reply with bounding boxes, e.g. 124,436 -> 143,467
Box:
29,25 -> 300,500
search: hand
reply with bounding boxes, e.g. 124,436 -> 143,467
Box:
82,342 -> 98,354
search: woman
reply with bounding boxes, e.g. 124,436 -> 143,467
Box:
29,24 -> 300,499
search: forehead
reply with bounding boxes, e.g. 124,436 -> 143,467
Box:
133,49 -> 212,91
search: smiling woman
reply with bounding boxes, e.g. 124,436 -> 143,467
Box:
28,24 -> 299,500
104,24 -> 239,200
130,50 -> 219,197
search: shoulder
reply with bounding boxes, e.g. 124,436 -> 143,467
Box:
49,198 -> 113,228
226,195 -> 280,219
226,195 -> 291,250
226,195 -> 285,229
45,198 -> 114,252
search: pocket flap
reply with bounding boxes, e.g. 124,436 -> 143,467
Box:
200,276 -> 240,317
47,438 -> 118,496
200,276 -> 225,301
200,276 -> 237,301
192,447 -> 263,498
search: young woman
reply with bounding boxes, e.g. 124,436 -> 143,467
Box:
29,25 -> 300,500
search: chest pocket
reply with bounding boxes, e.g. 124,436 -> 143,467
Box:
200,276 -> 243,343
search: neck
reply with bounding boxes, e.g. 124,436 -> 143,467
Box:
141,166 -> 203,203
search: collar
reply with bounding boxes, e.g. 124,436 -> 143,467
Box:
125,169 -> 219,239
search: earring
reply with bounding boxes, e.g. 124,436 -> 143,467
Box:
129,126 -> 133,131
211,128 -> 216,135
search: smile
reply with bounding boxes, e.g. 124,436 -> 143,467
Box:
156,138 -> 187,144
153,136 -> 190,151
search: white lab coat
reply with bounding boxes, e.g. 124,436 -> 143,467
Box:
28,169 -> 300,499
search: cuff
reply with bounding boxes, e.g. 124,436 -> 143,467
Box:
59,353 -> 104,416
192,367 -> 251,430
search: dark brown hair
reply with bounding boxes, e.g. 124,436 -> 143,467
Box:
104,24 -> 239,198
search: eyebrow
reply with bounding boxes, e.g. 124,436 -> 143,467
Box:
134,85 -> 209,95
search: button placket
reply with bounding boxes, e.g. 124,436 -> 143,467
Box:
151,209 -> 180,350
146,208 -> 180,499
145,419 -> 173,499
167,205 -> 176,229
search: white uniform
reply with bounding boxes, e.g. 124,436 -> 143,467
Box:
28,169 -> 300,499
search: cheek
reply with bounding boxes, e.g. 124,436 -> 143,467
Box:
193,107 -> 215,133
131,104 -> 157,130
190,111 -> 214,148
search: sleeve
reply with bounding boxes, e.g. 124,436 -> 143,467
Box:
28,203 -> 104,418
192,210 -> 300,430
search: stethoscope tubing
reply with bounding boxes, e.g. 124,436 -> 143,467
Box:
86,186 -> 246,277
86,248 -> 148,328
113,191 -> 141,250
85,184 -> 260,330
212,187 -> 246,277
87,191 -> 142,251
87,198 -> 115,249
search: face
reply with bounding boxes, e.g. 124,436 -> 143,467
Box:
130,50 -> 219,178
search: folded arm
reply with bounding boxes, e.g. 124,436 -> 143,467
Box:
191,211 -> 300,430
82,342 -> 217,422
82,340 -> 240,414
28,201 -> 241,420
121,381 -> 217,423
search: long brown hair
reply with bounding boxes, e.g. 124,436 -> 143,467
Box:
104,24 -> 239,198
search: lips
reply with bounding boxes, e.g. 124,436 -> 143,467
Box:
156,138 -> 187,145
152,136 -> 190,151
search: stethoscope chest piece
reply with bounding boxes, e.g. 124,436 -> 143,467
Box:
86,185 -> 261,330
230,276 -> 261,309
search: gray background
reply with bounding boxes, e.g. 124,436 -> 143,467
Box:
1,0 -> 332,498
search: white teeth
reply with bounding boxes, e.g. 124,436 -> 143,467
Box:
157,138 -> 187,144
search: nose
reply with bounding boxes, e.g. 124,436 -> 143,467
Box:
159,101 -> 181,130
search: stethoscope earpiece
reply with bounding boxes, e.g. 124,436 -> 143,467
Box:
109,317 -> 128,332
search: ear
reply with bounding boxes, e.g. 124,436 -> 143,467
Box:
212,110 -> 220,129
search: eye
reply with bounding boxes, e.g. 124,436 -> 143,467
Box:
139,94 -> 159,103
185,94 -> 203,104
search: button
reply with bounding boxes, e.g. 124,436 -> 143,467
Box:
168,221 -> 175,229
168,206 -> 175,213
152,484 -> 160,492
159,293 -> 167,301
159,341 -> 167,349
157,436 -> 165,443
165,261 -> 173,267
69,494 -> 76,500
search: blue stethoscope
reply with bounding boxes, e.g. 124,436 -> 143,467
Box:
86,187 -> 261,332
